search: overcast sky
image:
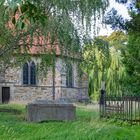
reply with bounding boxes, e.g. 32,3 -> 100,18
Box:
99,0 -> 130,36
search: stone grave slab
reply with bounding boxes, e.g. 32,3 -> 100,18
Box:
26,99 -> 76,122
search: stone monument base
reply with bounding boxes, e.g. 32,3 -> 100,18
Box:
26,99 -> 76,122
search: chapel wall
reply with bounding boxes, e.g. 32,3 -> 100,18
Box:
0,57 -> 89,103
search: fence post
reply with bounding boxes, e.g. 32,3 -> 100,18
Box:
100,89 -> 106,118
130,96 -> 133,125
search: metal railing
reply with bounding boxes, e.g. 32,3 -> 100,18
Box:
100,91 -> 140,125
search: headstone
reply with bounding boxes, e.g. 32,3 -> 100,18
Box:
26,99 -> 76,122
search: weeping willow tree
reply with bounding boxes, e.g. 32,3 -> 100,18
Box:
0,0 -> 109,62
83,32 -> 127,100
83,37 -> 111,100
106,32 -> 128,95
106,47 -> 126,96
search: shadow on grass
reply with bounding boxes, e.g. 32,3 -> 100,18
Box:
0,108 -> 22,115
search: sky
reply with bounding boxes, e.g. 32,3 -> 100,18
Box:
99,0 -> 130,36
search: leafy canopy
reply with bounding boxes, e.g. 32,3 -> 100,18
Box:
83,32 -> 127,99
0,0 -> 110,76
105,0 -> 140,94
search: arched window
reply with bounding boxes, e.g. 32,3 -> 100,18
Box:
23,61 -> 36,85
66,63 -> 73,87
23,63 -> 29,84
30,61 -> 36,85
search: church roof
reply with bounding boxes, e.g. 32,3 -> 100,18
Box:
6,11 -> 82,59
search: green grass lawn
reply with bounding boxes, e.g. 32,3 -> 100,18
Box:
0,104 -> 140,140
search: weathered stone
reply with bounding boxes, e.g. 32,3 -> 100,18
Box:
0,57 -> 89,103
26,100 -> 76,122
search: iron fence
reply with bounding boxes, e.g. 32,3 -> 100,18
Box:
100,90 -> 140,125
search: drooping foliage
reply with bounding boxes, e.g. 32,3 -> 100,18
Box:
0,0 -> 109,58
83,32 -> 127,100
0,0 -> 110,78
83,37 -> 111,99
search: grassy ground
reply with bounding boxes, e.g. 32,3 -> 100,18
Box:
0,104 -> 140,140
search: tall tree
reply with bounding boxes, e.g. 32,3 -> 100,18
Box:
123,10 -> 140,93
83,32 -> 127,100
105,0 -> 140,94
83,37 -> 110,99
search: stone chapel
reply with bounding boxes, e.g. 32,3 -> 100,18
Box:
0,48 -> 89,103
0,11 -> 89,103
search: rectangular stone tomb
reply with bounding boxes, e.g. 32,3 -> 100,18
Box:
26,100 -> 76,122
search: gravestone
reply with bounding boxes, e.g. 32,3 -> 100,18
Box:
26,99 -> 76,122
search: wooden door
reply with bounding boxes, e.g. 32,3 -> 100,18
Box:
2,87 -> 10,103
